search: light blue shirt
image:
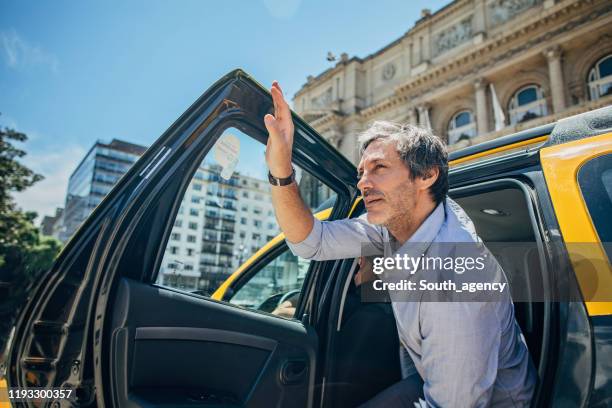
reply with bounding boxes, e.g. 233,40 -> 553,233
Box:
287,198 -> 537,407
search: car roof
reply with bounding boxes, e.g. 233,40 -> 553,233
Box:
449,105 -> 612,167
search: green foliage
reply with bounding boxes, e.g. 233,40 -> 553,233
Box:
0,125 -> 62,348
0,209 -> 62,283
0,127 -> 43,213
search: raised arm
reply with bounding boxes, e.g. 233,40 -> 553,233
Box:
263,82 -> 383,260
264,81 -> 315,244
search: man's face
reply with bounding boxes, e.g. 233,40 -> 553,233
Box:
357,139 -> 417,229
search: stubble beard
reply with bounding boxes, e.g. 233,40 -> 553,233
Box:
381,183 -> 416,242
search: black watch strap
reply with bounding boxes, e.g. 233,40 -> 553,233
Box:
268,168 -> 295,186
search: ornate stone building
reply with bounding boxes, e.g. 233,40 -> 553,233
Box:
293,0 -> 612,165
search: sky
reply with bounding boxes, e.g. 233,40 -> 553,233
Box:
1,0 -> 448,220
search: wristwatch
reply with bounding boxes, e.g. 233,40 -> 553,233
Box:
268,168 -> 295,186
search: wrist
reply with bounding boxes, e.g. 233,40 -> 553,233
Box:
268,167 -> 295,186
269,164 -> 293,179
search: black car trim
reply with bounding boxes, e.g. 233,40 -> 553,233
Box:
135,327 -> 278,351
590,314 -> 612,407
448,123 -> 553,162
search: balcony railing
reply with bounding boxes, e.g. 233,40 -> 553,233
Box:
448,123 -> 477,145
509,99 -> 547,125
447,95 -> 612,154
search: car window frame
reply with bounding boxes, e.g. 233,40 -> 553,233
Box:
101,74 -> 358,308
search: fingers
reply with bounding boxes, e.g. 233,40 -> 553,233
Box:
264,113 -> 280,139
270,81 -> 291,117
272,80 -> 283,95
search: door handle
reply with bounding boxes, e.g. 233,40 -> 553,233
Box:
280,359 -> 308,385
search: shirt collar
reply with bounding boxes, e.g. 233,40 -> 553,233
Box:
407,200 -> 446,244
388,199 -> 445,257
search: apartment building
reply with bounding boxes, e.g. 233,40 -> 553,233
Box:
158,162 -> 278,293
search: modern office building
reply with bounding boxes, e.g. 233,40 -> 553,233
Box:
60,139 -> 147,242
293,0 -> 612,163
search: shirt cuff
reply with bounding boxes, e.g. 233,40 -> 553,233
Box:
285,218 -> 322,259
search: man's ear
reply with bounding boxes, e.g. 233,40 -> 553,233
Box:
417,167 -> 439,191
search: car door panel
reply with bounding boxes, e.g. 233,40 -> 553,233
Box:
109,278 -> 316,407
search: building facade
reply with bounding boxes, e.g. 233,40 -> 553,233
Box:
60,138 -> 281,294
293,0 -> 612,164
61,139 -> 147,242
40,207 -> 64,240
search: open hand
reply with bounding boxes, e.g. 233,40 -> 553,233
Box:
264,81 -> 295,178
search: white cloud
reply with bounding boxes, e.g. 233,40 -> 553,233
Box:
13,145 -> 86,221
263,0 -> 301,19
0,29 -> 59,72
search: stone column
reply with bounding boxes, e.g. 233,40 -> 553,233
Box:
406,107 -> 418,125
473,0 -> 486,35
343,118 -> 363,165
544,46 -> 566,113
474,78 -> 489,135
417,105 -> 431,129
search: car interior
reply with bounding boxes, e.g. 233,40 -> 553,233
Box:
323,178 -> 552,407
452,181 -> 549,374
12,177 -> 552,408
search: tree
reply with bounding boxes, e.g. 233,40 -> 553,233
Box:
0,125 -> 62,352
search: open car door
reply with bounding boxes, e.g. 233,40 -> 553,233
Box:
6,70 -> 360,407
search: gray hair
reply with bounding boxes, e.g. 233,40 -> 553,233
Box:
357,121 -> 449,204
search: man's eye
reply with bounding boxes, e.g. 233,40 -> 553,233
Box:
375,164 -> 386,170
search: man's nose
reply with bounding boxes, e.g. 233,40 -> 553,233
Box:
357,172 -> 372,194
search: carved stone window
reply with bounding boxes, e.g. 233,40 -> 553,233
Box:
508,85 -> 547,125
448,110 -> 476,144
588,54 -> 612,100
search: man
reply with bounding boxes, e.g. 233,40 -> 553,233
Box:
263,81 -> 536,407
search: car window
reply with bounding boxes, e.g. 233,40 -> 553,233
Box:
154,127 -> 333,309
577,153 -> 612,264
227,247 -> 310,319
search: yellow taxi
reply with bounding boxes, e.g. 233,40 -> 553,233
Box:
1,71 -> 610,407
